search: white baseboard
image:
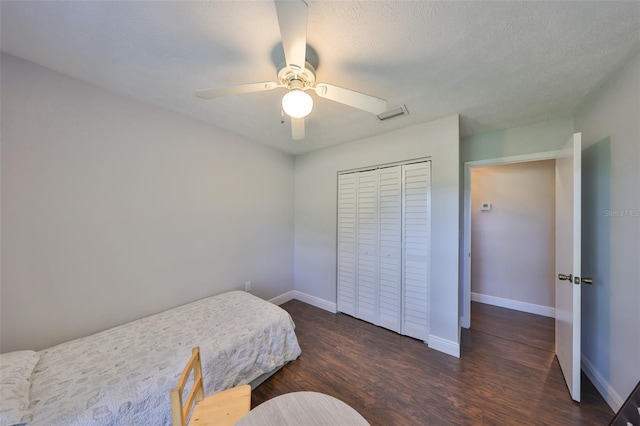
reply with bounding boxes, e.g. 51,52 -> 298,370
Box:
268,289 -> 338,313
275,290 -> 460,358
428,334 -> 460,358
269,290 -> 295,306
581,354 -> 624,412
269,290 -> 336,314
292,290 -> 337,313
471,292 -> 555,318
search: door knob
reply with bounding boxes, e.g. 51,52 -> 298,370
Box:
558,273 -> 572,281
581,277 -> 593,285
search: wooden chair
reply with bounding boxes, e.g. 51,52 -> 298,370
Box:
170,347 -> 251,426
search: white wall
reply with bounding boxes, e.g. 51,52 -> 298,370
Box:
471,160 -> 556,314
574,51 -> 640,410
461,117 -> 574,162
0,54 -> 295,352
294,116 -> 461,356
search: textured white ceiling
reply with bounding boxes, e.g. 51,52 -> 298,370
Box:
2,1 -> 639,155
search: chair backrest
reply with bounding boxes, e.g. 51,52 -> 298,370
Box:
171,347 -> 206,426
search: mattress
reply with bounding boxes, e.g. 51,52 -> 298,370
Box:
27,291 -> 301,425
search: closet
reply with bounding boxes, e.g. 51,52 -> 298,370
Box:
337,161 -> 431,341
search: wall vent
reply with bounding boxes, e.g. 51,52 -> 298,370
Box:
377,104 -> 409,121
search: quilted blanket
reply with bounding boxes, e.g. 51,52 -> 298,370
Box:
28,291 -> 301,425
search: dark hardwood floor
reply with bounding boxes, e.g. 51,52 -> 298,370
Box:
252,300 -> 614,425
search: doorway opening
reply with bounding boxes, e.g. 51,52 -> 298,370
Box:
461,150 -> 560,330
466,158 -> 557,351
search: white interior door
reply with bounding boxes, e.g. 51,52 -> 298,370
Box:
555,133 -> 582,402
402,162 -> 431,341
356,170 -> 379,324
377,166 -> 402,332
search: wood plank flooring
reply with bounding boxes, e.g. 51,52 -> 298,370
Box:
252,300 -> 614,425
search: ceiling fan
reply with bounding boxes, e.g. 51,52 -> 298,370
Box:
195,0 -> 388,140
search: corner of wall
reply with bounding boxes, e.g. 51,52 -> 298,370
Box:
428,334 -> 461,358
293,290 -> 337,313
269,291 -> 296,306
582,354 -> 624,412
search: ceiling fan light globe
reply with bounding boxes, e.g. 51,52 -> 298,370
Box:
282,90 -> 313,118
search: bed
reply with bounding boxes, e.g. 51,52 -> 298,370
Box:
0,291 -> 301,426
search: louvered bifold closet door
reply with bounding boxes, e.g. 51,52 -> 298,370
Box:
402,161 -> 431,341
355,170 -> 378,324
337,173 -> 357,316
377,166 -> 402,332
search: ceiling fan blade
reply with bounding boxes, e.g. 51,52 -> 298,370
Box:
275,0 -> 308,71
291,117 -> 305,140
315,83 -> 388,115
196,82 -> 279,99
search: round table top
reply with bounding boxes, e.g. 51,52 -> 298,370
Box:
236,391 -> 370,426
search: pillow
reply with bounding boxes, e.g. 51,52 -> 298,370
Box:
0,350 -> 41,426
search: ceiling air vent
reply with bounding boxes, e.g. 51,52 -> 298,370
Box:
377,104 -> 409,121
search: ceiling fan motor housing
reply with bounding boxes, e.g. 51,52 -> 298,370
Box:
278,61 -> 316,90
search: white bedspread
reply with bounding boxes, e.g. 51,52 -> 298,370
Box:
28,291 -> 301,425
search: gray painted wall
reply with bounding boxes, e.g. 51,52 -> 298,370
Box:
1,54 -> 295,352
574,51 -> 640,410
